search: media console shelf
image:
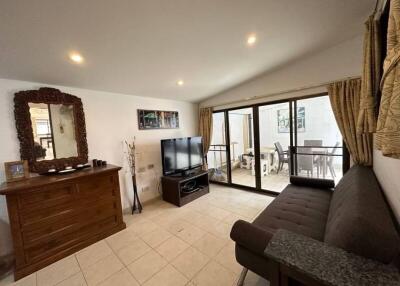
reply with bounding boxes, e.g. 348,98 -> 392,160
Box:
161,170 -> 209,207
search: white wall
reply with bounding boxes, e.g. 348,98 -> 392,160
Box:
374,148 -> 400,224
259,97 -> 341,150
200,35 -> 363,109
0,78 -> 198,255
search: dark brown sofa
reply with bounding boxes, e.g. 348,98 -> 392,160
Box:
230,166 -> 400,285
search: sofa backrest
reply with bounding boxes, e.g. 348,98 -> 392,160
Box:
324,165 -> 400,264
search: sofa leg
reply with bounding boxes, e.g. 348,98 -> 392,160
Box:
237,268 -> 248,286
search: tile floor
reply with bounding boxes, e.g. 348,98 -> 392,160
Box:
1,184 -> 275,286
231,168 -> 290,192
231,164 -> 343,192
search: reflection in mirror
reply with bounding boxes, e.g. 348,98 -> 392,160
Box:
50,104 -> 78,159
29,103 -> 78,161
29,103 -> 54,161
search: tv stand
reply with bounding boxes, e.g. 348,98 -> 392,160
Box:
168,168 -> 199,178
161,170 -> 209,207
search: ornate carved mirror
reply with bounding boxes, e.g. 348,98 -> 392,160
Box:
14,88 -> 88,173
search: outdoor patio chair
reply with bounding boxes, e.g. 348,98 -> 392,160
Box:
304,139 -> 323,147
274,142 -> 289,174
297,147 -> 314,177
304,140 -> 323,177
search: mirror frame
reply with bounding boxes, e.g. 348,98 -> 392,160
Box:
14,87 -> 88,173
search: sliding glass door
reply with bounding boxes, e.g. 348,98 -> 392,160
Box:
228,107 -> 256,188
208,93 -> 348,194
258,102 -> 291,193
293,96 -> 344,184
207,112 -> 229,183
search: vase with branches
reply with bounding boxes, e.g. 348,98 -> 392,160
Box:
125,138 -> 142,214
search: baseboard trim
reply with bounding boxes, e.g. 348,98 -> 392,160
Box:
122,195 -> 162,214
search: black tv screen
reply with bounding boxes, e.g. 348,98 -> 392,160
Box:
161,137 -> 204,175
190,136 -> 203,168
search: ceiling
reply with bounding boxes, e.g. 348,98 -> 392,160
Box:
0,0 -> 375,102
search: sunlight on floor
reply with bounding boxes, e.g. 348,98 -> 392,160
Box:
231,164 -> 342,193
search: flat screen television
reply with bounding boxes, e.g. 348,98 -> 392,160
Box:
161,136 -> 204,176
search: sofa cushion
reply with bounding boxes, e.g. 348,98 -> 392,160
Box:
324,165 -> 400,263
253,185 -> 332,241
290,176 -> 335,189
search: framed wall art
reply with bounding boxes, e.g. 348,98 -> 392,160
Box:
137,109 -> 179,130
277,107 -> 305,133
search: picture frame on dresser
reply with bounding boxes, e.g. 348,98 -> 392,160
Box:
4,160 -> 29,182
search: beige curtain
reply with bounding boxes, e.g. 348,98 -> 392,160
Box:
376,0 -> 400,159
357,14 -> 382,134
199,107 -> 213,163
327,79 -> 373,166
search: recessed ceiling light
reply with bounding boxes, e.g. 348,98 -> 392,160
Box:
69,52 -> 84,64
177,80 -> 184,86
247,34 -> 257,46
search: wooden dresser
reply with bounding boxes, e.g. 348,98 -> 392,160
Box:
0,165 -> 126,280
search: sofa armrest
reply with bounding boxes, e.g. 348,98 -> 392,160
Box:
264,229 -> 400,286
230,220 -> 274,255
290,176 -> 335,189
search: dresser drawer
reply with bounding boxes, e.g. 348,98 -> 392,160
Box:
24,215 -> 119,264
19,201 -> 76,227
17,183 -> 76,211
22,198 -> 117,246
77,174 -> 115,197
